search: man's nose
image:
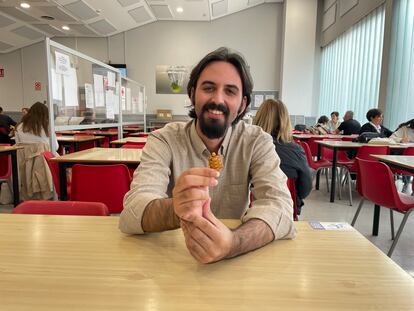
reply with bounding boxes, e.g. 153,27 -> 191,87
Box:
211,90 -> 225,104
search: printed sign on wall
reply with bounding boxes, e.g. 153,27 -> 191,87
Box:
0,68 -> 4,77
35,81 -> 41,91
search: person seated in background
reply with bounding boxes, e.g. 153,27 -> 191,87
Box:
119,47 -> 295,264
359,108 -> 392,137
390,119 -> 414,143
254,99 -> 312,214
15,102 -> 59,153
336,110 -> 361,135
21,107 -> 29,116
0,106 -> 17,144
14,102 -> 56,200
327,111 -> 341,134
307,115 -> 330,135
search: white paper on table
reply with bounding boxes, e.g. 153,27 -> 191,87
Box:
55,51 -> 70,75
105,90 -> 115,119
84,83 -> 94,108
121,86 -> 126,110
93,74 -> 105,107
265,94 -> 275,100
107,71 -> 116,88
138,91 -> 144,113
309,222 -> 353,231
63,67 -> 79,107
51,68 -> 62,101
126,88 -> 132,111
254,94 -> 264,108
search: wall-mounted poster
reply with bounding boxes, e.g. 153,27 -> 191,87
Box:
156,65 -> 191,94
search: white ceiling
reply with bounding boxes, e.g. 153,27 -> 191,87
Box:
0,0 -> 282,53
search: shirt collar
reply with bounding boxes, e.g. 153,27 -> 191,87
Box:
189,119 -> 234,157
370,122 -> 381,131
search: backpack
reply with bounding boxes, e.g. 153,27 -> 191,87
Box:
355,132 -> 381,143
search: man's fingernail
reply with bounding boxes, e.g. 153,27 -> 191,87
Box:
211,179 -> 218,186
216,171 -> 220,177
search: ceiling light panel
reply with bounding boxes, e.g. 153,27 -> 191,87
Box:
37,6 -> 76,22
211,0 -> 228,18
0,40 -> 13,52
0,7 -> 38,22
32,24 -> 64,36
150,5 -> 173,19
64,1 -> 99,20
117,0 -> 141,7
11,26 -> 44,39
88,19 -> 116,35
0,14 -> 15,28
68,24 -> 97,36
128,6 -> 152,24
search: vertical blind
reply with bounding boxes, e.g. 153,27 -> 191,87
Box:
319,6 -> 385,123
384,0 -> 414,130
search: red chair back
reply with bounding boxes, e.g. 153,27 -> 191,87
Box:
0,144 -> 11,180
121,142 -> 146,149
42,151 -> 71,199
73,133 -> 97,151
71,164 -> 131,214
13,200 -> 109,216
357,158 -> 403,210
307,137 -> 320,157
135,133 -> 149,138
403,146 -> 414,156
349,145 -> 390,172
287,178 -> 298,221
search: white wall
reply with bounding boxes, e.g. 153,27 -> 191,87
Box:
0,3 -> 283,115
280,0 -> 318,116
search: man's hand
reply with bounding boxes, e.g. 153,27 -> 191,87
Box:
181,199 -> 236,264
172,167 -> 219,222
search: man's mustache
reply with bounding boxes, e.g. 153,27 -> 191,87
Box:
201,102 -> 229,116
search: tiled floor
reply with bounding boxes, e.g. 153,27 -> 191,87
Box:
1,179 -> 413,276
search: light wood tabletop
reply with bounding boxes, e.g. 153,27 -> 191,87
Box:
0,145 -> 24,152
293,134 -> 358,140
371,155 -> 414,174
110,137 -> 147,146
50,147 -> 142,164
57,135 -> 105,143
1,215 -> 414,310
129,132 -> 151,137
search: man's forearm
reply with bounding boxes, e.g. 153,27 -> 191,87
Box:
226,219 -> 274,259
141,198 -> 181,232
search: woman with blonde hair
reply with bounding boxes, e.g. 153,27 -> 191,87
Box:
254,99 -> 311,213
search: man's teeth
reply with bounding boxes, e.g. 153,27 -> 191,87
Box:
208,109 -> 223,115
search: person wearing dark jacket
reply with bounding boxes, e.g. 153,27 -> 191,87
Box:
0,106 -> 17,144
254,99 -> 312,214
359,108 -> 392,137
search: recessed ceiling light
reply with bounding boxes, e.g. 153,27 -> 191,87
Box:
20,2 -> 30,9
62,25 -> 70,31
176,7 -> 183,13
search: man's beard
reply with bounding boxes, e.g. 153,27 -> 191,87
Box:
198,102 -> 230,139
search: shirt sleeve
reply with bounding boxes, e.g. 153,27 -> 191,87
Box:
390,128 -> 404,142
119,133 -> 172,234
242,133 -> 296,240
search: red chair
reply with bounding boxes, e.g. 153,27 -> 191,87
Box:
135,133 -> 149,138
0,144 -> 11,181
121,142 -> 146,149
69,133 -> 98,152
42,151 -> 71,199
13,200 -> 109,216
300,141 -> 332,191
351,158 -> 414,257
71,164 -> 132,214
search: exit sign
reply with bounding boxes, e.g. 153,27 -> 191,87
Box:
0,68 -> 4,77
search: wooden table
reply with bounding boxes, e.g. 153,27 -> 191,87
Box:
110,137 -> 147,147
57,135 -> 104,152
0,145 -> 23,206
293,134 -> 358,140
123,126 -> 144,132
1,215 -> 414,310
51,148 -> 141,200
129,132 -> 151,137
372,155 -> 414,174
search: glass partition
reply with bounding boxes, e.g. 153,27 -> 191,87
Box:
121,77 -> 146,131
45,38 -> 125,146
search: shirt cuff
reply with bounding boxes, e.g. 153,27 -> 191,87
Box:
242,205 -> 296,240
119,191 -> 164,234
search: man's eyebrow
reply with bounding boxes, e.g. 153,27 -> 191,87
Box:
200,80 -> 240,91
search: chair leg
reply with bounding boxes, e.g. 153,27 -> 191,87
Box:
388,209 -> 413,257
337,168 -> 342,200
347,172 -> 353,206
351,198 -> 364,226
390,209 -> 395,240
325,168 -> 329,193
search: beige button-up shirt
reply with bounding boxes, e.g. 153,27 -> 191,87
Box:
120,120 -> 296,240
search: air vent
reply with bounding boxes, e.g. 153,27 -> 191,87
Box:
0,7 -> 38,22
41,15 -> 55,20
69,24 -> 97,36
88,19 -> 116,35
38,6 -> 76,22
0,14 -> 15,28
117,0 -> 141,7
150,5 -> 173,19
64,1 -> 99,20
212,0 -> 228,18
32,24 -> 63,36
11,26 -> 44,40
128,6 -> 152,24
